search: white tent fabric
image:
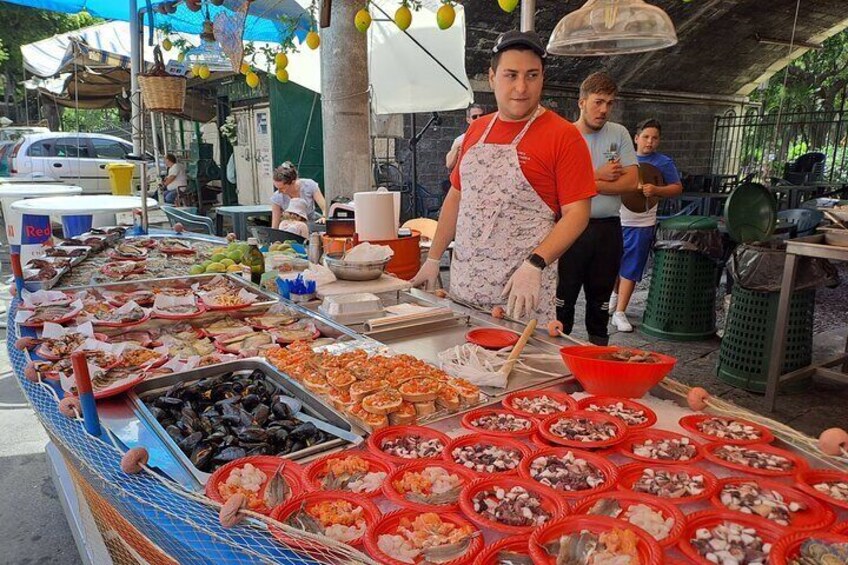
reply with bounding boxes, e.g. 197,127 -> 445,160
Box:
368,0 -> 473,115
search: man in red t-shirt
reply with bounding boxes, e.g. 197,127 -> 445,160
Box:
410,30 -> 596,323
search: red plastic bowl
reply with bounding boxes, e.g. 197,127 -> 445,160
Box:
617,462 -> 719,505
466,328 -> 519,349
205,455 -> 306,515
679,414 -> 774,445
576,395 -> 658,429
269,491 -> 380,549
502,389 -> 577,418
443,433 -> 531,477
618,429 -> 705,464
518,446 -> 618,499
559,345 -> 676,398
458,476 -> 569,535
382,459 -> 476,512
363,509 -> 483,565
303,451 -> 394,498
795,469 -> 848,511
529,514 -> 664,565
700,442 -> 808,477
471,535 -> 529,565
677,509 -> 786,565
460,408 -> 537,439
771,531 -> 848,565
537,410 -> 628,450
710,476 -> 835,532
571,490 -> 688,548
366,425 -> 450,467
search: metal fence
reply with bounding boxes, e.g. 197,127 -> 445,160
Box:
709,108 -> 848,183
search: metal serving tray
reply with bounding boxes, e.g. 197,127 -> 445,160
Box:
128,359 -> 364,488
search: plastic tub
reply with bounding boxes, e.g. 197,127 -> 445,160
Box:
518,446 -> 618,499
700,442 -> 807,477
502,389 -> 577,418
678,414 -> 774,445
616,462 -> 719,505
576,395 -> 658,429
269,491 -> 380,549
460,408 -> 537,439
537,410 -> 628,450
204,455 -> 306,515
443,433 -> 531,477
559,345 -> 676,398
529,515 -> 664,565
677,509 -> 785,565
363,509 -> 482,565
458,475 -> 568,535
571,490 -> 688,548
366,425 -> 450,467
710,476 -> 835,533
617,429 -> 705,465
302,451 -> 394,498
383,459 -> 476,512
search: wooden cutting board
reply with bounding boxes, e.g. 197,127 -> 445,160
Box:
622,162 -> 664,213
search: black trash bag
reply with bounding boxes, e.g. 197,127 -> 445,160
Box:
728,240 -> 840,292
654,226 -> 724,260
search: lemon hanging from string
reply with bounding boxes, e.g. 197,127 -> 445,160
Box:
395,5 -> 412,30
177,52 -> 185,63
275,68 -> 289,83
191,64 -> 201,77
436,3 -> 456,30
162,38 -> 173,51
246,71 -> 260,89
498,0 -> 519,13
275,52 -> 288,69
306,31 -> 320,50
239,62 -> 250,75
355,7 -> 372,33
198,65 -> 210,80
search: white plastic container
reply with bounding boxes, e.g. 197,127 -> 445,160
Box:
319,293 -> 384,325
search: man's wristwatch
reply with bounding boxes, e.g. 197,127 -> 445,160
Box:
525,253 -> 547,270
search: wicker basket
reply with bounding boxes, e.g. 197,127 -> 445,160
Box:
138,47 -> 186,113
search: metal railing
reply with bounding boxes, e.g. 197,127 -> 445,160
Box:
709,108 -> 848,183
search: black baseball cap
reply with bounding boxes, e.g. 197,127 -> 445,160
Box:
492,30 -> 548,59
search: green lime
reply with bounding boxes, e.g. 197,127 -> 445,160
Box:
189,265 -> 204,275
220,258 -> 235,267
205,262 -> 226,273
227,250 -> 243,262
211,253 -> 227,263
200,260 -> 213,269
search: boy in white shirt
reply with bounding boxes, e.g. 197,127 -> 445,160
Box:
277,198 -> 310,239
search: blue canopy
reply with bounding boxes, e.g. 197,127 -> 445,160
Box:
1,0 -> 309,43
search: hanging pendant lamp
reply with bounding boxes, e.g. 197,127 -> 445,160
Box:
547,0 -> 678,57
184,16 -> 233,70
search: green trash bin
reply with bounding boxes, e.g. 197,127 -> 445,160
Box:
641,216 -> 721,341
717,285 -> 814,393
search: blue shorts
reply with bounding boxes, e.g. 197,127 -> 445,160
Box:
620,226 -> 655,282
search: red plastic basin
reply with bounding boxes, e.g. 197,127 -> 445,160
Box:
559,345 -> 676,398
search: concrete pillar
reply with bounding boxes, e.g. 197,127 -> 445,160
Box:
320,0 -> 372,201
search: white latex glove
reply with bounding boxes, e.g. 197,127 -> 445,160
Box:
501,261 -> 542,319
410,257 -> 441,290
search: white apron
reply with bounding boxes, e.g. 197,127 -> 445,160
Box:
450,107 -> 557,323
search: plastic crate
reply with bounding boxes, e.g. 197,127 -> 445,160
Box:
717,286 -> 815,393
641,249 -> 719,341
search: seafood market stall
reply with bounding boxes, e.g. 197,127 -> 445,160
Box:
9,229 -> 848,565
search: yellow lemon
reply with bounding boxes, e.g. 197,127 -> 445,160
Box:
198,65 -> 210,80
354,8 -> 372,33
177,52 -> 185,63
275,52 -> 288,69
436,4 -> 455,30
226,264 -> 243,273
162,38 -> 173,51
395,5 -> 412,30
191,64 -> 201,76
246,71 -> 260,89
275,68 -> 289,83
220,258 -> 235,267
306,31 -> 320,50
205,262 -> 226,274
239,62 -> 250,74
498,0 -> 519,13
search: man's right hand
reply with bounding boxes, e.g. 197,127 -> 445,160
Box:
410,257 -> 441,290
595,161 -> 623,182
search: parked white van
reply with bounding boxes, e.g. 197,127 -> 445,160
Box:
8,132 -> 139,194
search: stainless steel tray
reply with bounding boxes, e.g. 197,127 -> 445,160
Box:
128,359 -> 364,488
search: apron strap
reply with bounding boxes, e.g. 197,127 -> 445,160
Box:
478,106 -> 543,146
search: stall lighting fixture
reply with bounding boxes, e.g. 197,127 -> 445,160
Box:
184,18 -> 234,71
547,0 -> 678,57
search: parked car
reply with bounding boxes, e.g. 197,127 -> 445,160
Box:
7,132 -> 139,194
0,141 -> 16,176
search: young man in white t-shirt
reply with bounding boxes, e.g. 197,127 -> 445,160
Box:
162,153 -> 188,205
610,118 -> 683,332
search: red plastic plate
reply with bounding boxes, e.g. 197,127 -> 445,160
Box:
302,451 -> 394,498
269,491 -> 380,550
366,425 -> 450,467
771,531 -> 848,565
442,433 -> 531,477
616,462 -> 719,505
677,509 -> 786,565
537,410 -> 628,449
205,455 -> 306,515
382,459 -> 476,513
471,535 -> 529,565
617,429 -> 705,464
502,389 -> 577,418
679,414 -> 774,445
795,469 -> 848,511
465,328 -> 519,350
459,475 -> 568,535
700,442 -> 808,477
460,408 -> 537,438
576,395 -> 658,429
571,490 -> 688,548
518,445 -> 618,499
